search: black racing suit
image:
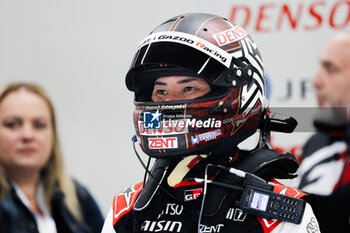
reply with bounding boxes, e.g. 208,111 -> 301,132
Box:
294,123 -> 350,233
102,149 -> 321,233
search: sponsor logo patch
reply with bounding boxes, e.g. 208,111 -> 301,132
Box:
307,217 -> 319,233
184,188 -> 202,201
226,208 -> 247,222
138,31 -> 231,67
191,129 -> 222,144
212,25 -> 248,46
141,220 -> 182,232
199,224 -> 224,233
112,182 -> 143,226
158,203 -> 184,218
148,137 -> 178,149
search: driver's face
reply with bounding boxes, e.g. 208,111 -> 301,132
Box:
151,76 -> 211,102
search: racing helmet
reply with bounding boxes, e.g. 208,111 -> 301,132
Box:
126,13 -> 268,158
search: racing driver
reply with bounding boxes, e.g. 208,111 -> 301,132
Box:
102,13 -> 321,233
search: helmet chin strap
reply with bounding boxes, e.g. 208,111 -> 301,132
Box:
167,154 -> 207,187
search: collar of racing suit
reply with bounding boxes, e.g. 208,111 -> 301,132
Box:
133,146 -> 299,217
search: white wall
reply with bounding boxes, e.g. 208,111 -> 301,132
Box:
0,0 -> 349,215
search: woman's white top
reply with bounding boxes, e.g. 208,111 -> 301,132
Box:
13,182 -> 57,233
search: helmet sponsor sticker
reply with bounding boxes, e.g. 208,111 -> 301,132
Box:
148,137 -> 178,149
137,31 -> 232,68
212,25 -> 248,47
144,104 -> 186,111
223,112 -> 248,126
136,136 -> 142,144
191,129 -> 222,144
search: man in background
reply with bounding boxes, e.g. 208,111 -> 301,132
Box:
294,32 -> 350,233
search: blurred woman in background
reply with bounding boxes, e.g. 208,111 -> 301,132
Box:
0,82 -> 104,233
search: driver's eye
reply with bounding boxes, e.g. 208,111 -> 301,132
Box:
183,86 -> 195,92
156,89 -> 168,95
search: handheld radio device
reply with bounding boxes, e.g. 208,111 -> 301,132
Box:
206,166 -> 306,224
240,185 -> 305,224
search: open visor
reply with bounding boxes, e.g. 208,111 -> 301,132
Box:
125,32 -> 233,99
126,42 -> 230,101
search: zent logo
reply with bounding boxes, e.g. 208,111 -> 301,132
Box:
143,110 -> 162,129
148,137 -> 178,149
